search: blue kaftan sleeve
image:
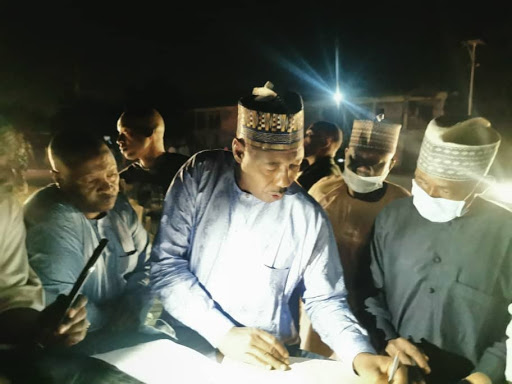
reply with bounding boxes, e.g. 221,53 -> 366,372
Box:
302,213 -> 375,365
150,154 -> 235,347
113,194 -> 152,326
25,209 -> 110,330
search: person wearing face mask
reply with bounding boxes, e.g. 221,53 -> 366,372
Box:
299,117 -> 410,358
365,115 -> 511,384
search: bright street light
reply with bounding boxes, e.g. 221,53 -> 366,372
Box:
333,90 -> 343,105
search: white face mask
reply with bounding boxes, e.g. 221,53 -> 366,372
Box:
343,166 -> 387,193
411,179 -> 467,223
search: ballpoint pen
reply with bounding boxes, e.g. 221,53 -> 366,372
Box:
388,353 -> 400,383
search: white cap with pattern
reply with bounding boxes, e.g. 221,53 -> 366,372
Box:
349,119 -> 402,153
417,117 -> 501,181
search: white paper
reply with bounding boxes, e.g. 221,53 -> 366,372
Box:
93,339 -> 363,384
219,355 -> 363,384
93,339 -> 222,384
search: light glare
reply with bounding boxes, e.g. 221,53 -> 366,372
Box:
487,182 -> 512,204
333,91 -> 343,104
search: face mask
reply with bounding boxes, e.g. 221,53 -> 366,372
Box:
411,179 -> 467,223
343,166 -> 387,193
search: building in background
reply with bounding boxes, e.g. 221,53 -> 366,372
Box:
183,91 -> 448,176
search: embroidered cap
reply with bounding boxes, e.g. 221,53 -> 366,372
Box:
237,81 -> 304,150
417,116 -> 501,181
349,119 -> 402,153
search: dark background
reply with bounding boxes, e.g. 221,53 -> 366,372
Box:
1,1 -> 511,162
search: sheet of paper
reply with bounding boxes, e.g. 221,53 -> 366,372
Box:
219,355 -> 364,384
93,339 -> 222,384
94,339 -> 364,384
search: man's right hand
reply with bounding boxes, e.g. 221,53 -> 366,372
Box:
217,327 -> 290,371
386,338 -> 431,374
38,294 -> 89,347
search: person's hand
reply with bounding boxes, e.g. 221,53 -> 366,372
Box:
386,338 -> 431,374
353,352 -> 409,383
38,294 -> 89,347
463,372 -> 492,384
217,327 -> 290,371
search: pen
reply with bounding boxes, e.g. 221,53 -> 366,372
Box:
388,353 -> 400,383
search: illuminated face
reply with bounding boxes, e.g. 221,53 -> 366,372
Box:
58,148 -> 120,217
414,168 -> 479,201
235,142 -> 304,203
344,147 -> 394,177
116,125 -> 151,161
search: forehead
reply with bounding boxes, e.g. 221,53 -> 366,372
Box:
116,125 -> 148,140
306,127 -> 325,137
117,124 -> 132,133
414,168 -> 474,189
248,145 -> 304,163
71,150 -> 117,176
116,121 -> 139,132
349,147 -> 393,161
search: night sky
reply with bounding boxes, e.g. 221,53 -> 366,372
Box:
1,1 -> 511,136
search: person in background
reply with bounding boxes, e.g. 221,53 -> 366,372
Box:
116,106 -> 189,330
297,120 -> 342,191
117,106 -> 189,242
300,117 -> 409,358
365,116 -> 511,384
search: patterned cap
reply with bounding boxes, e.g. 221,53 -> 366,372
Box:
237,82 -> 304,150
417,117 -> 501,181
349,119 -> 402,153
